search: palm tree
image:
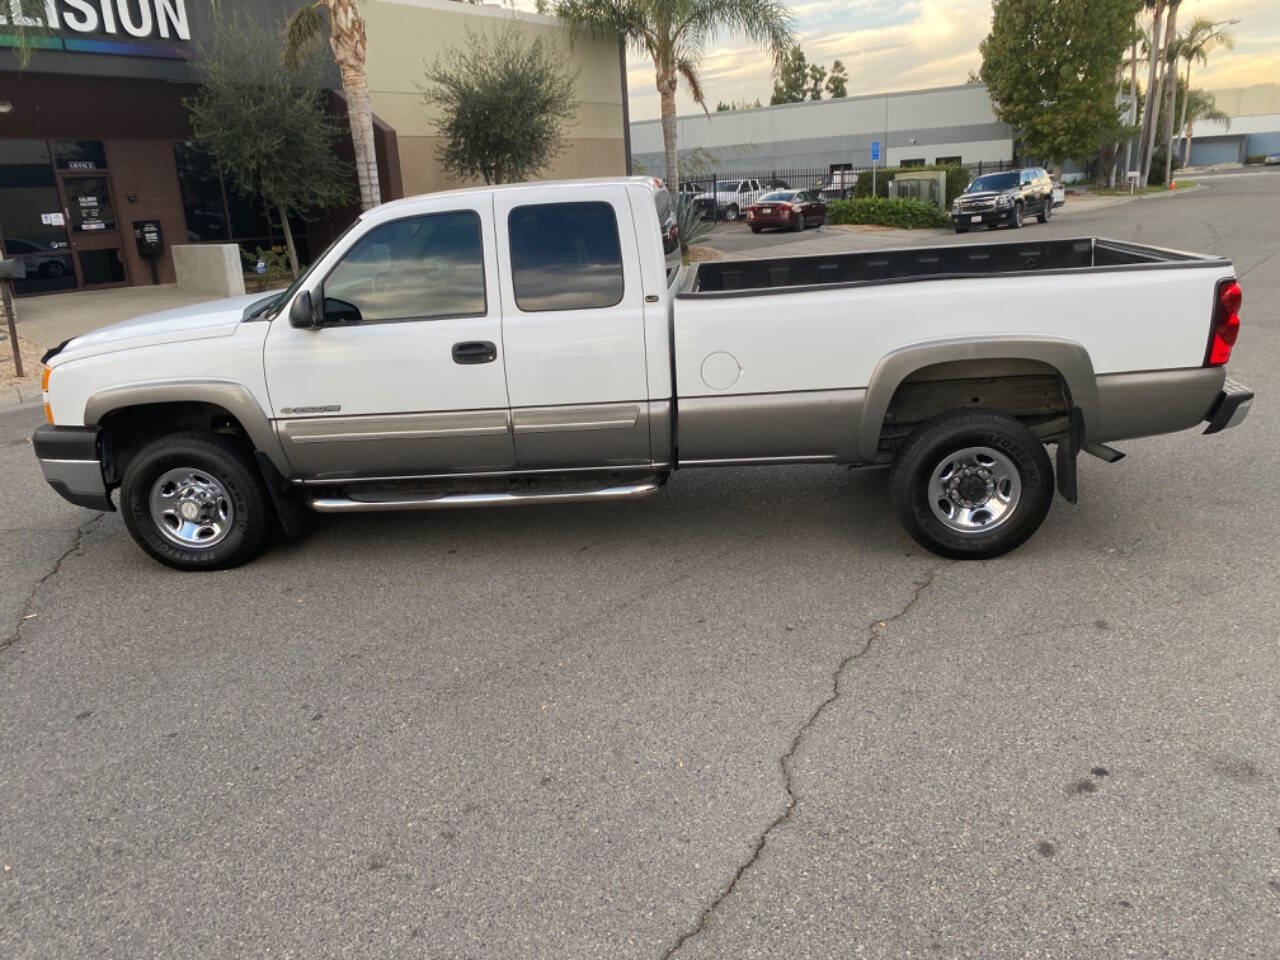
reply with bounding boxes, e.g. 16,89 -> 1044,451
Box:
1137,0 -> 1166,184
284,0 -> 382,211
1173,17 -> 1237,166
553,0 -> 794,195
1156,0 -> 1184,186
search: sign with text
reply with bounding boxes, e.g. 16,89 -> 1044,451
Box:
871,140 -> 881,163
0,1 -> 192,60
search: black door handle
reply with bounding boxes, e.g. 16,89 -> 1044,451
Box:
452,340 -> 497,365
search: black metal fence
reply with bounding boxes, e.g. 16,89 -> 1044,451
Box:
678,160 -> 1025,221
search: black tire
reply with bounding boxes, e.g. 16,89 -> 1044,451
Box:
791,211 -> 804,232
1011,202 -> 1023,228
725,204 -> 740,223
954,226 -> 969,234
890,409 -> 1054,560
750,225 -> 762,234
120,431 -> 270,571
1037,195 -> 1051,223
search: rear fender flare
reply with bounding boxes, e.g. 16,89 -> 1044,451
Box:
857,336 -> 1099,462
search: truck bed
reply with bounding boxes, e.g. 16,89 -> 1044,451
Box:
683,237 -> 1224,295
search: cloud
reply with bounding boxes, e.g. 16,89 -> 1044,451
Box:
611,0 -> 1279,121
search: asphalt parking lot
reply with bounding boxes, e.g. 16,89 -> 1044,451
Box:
3,171 -> 1278,959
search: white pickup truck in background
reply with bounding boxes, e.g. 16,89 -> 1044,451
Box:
35,177 -> 1252,570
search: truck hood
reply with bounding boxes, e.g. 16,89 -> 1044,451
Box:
49,292 -> 274,365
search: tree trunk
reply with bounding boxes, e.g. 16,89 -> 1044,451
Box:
1179,59 -> 1193,166
1159,3 -> 1181,185
658,70 -> 679,196
1138,1 -> 1166,182
278,203 -> 300,279
1123,32 -> 1138,176
327,0 -> 382,211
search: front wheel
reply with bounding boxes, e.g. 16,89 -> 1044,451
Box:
1011,203 -> 1024,228
120,431 -> 270,571
890,410 -> 1054,560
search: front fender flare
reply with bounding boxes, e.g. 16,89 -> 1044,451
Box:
83,378 -> 291,476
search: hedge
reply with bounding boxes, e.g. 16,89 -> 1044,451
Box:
851,164 -> 972,206
826,196 -> 952,229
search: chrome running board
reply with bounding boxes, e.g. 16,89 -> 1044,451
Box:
308,479 -> 665,513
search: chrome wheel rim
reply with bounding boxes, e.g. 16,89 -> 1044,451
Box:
926,446 -> 1022,534
149,467 -> 234,549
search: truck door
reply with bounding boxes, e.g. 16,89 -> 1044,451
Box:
263,196 -> 514,479
493,185 -> 652,469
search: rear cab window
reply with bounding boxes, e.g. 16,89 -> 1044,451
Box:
508,201 -> 624,312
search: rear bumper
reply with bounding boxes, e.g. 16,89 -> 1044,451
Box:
32,425 -> 115,512
1203,378 -> 1254,434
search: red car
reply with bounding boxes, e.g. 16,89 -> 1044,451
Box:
746,190 -> 827,233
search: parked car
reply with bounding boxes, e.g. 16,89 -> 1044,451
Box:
951,167 -> 1054,233
3,237 -> 72,278
1265,153 -> 1280,166
692,178 -> 763,221
1051,178 -> 1065,207
35,177 -> 1252,569
746,190 -> 827,232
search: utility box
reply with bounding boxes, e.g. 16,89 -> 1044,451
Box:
892,170 -> 948,210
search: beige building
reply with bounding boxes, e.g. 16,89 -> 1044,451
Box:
364,0 -> 630,197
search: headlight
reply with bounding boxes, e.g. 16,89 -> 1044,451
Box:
951,201 -> 960,212
997,193 -> 1015,208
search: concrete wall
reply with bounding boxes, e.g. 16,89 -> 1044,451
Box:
363,0 -> 627,196
629,84 -> 1014,175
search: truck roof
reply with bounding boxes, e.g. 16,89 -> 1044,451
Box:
367,176 -> 663,217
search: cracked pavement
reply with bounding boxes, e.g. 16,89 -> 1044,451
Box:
2,171 -> 1279,959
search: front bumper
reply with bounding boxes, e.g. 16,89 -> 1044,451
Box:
1203,377 -> 1254,434
952,207 -> 1016,227
32,425 -> 115,512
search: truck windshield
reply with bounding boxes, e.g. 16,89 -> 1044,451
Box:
968,172 -> 1019,192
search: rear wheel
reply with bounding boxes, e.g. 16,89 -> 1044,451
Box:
121,431 -> 270,571
750,225 -> 762,234
954,226 -> 969,234
724,204 -> 740,223
890,410 -> 1053,560
1037,196 -> 1052,223
791,211 -> 805,232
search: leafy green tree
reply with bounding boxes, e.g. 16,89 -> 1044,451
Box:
806,63 -> 826,101
554,0 -> 793,196
979,0 -> 1142,165
770,44 -> 809,104
186,23 -> 352,278
422,25 -> 578,186
825,59 -> 849,98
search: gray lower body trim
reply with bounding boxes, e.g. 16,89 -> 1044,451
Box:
1093,367 -> 1225,442
677,389 -> 865,463
511,401 -> 654,469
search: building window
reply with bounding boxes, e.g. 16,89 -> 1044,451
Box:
900,158 -> 926,168
508,202 -> 624,312
935,155 -> 962,166
52,140 -> 108,171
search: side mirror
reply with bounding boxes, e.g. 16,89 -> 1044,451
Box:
288,290 -> 317,329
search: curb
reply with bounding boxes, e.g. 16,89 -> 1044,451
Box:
0,381 -> 43,413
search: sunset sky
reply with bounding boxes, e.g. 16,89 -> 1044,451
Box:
519,0 -> 1279,122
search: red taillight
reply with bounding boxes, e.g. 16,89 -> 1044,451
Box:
1206,279 -> 1242,366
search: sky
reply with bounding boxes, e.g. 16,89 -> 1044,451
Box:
516,0 -> 1280,122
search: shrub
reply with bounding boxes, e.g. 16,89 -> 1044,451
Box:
827,196 -> 951,229
1245,154 -> 1267,165
676,195 -> 713,254
241,245 -> 293,292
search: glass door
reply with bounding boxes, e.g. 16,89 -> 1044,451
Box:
52,140 -> 128,287
0,140 -> 77,295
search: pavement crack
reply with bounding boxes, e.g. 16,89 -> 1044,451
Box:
660,562 -> 947,959
1,513 -> 104,652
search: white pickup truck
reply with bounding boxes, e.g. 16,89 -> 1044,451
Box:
35,177 -> 1252,570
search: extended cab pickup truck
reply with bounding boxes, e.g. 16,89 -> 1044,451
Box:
35,177 -> 1253,570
